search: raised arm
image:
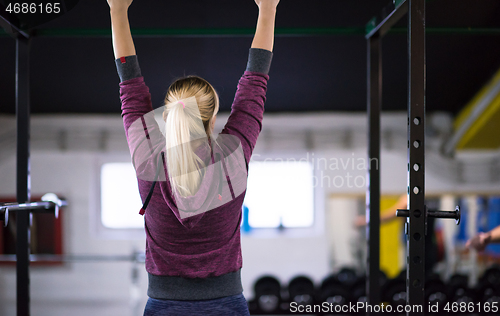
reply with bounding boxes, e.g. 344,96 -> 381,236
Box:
219,1 -> 279,164
354,195 -> 407,227
107,0 -> 163,182
107,0 -> 135,59
466,224 -> 500,251
252,0 -> 280,52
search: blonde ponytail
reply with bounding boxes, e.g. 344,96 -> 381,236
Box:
163,76 -> 219,197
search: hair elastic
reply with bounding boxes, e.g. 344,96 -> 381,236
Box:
179,101 -> 185,108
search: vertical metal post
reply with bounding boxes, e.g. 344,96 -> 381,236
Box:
406,0 -> 426,314
16,36 -> 31,316
366,35 -> 381,312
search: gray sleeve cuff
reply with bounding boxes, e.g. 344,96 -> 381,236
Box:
246,48 -> 273,75
115,55 -> 142,82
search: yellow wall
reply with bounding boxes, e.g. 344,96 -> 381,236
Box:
454,67 -> 500,150
380,196 -> 404,278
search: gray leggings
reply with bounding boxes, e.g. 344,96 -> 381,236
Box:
143,293 -> 251,316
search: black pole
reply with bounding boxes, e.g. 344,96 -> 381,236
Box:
406,0 -> 426,314
366,35 -> 381,312
16,36 -> 31,316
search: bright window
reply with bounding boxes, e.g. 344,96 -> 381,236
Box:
101,163 -> 143,229
244,161 -> 314,228
100,160 -> 315,229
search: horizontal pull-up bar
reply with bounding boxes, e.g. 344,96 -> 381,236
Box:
0,193 -> 66,224
2,27 -> 500,38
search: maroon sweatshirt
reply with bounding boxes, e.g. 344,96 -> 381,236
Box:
117,48 -> 272,300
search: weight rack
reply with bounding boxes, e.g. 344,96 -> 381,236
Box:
366,1 -> 460,315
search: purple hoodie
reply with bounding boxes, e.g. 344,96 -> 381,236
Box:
116,48 -> 272,300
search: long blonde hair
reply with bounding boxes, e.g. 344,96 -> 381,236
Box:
163,76 -> 219,197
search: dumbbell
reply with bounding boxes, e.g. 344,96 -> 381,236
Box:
253,276 -> 282,314
350,276 -> 366,304
425,274 -> 448,311
319,274 -> 351,306
476,266 -> 500,304
288,276 -> 316,306
447,274 -> 476,304
382,277 -> 406,308
351,270 -> 387,304
336,267 -> 357,286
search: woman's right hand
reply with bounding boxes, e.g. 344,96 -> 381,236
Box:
107,0 -> 133,11
254,0 -> 280,11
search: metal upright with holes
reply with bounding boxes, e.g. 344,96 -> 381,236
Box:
366,25 -> 381,314
366,1 -> 462,315
16,36 -> 31,316
406,0 -> 426,311
365,0 -> 427,314
1,6 -> 32,315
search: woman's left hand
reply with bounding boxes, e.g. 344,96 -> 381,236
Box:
107,0 -> 133,12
